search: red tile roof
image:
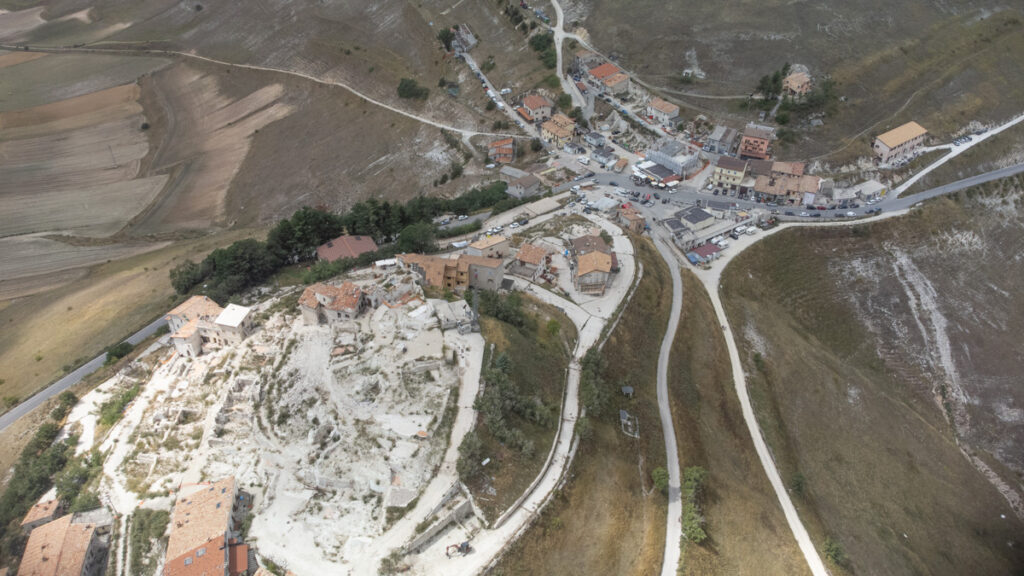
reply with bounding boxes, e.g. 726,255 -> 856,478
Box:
166,478 -> 236,565
21,500 -> 60,528
522,94 -> 551,111
165,534 -> 229,576
18,515 -> 96,576
316,235 -> 378,263
298,282 -> 364,312
588,62 -> 622,80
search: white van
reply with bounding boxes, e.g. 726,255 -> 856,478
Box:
578,156 -> 590,165
734,225 -> 747,234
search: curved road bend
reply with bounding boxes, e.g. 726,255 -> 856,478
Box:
653,236 -> 685,576
0,317 -> 168,433
0,44 -> 527,141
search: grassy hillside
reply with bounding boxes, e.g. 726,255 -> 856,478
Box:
467,295 -> 577,521
493,238 -> 669,576
719,181 -> 1024,575
668,271 -> 809,575
576,1 -> 1024,162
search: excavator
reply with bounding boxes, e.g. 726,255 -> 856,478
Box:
445,540 -> 472,558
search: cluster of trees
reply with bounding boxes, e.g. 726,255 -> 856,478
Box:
473,352 -> 553,460
436,28 -> 455,52
529,32 -> 557,69
755,62 -> 792,102
170,182 -> 516,303
0,423 -> 75,566
681,466 -> 709,544
473,289 -> 528,328
49,391 -> 78,422
104,341 -> 135,366
397,78 -> 429,100
579,348 -> 610,417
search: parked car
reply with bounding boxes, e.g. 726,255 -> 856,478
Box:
784,211 -> 795,216
458,215 -> 468,221
846,211 -> 857,217
810,213 -> 822,218
799,211 -> 809,217
661,198 -> 669,204
653,193 -> 661,199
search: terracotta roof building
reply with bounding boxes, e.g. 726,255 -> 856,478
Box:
166,296 -> 254,358
164,534 -> 248,576
540,113 -> 576,146
587,62 -> 622,81
647,97 -> 680,125
783,71 -> 811,96
488,137 -> 516,164
601,73 -> 630,95
18,514 -> 105,576
298,281 -> 368,325
398,253 -> 504,292
873,121 -> 928,164
316,235 -> 378,263
739,123 -> 775,160
466,235 -> 509,258
570,234 -> 611,256
511,243 -> 548,280
521,94 -> 552,122
575,251 -> 613,295
21,500 -> 62,534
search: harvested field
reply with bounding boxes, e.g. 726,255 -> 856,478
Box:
0,228 -> 262,411
129,64 -> 293,233
0,51 -> 169,111
0,235 -> 168,300
0,49 -> 44,68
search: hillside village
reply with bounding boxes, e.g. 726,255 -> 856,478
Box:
2,2 -> 1023,576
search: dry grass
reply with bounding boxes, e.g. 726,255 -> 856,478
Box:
492,238 -> 670,576
905,121 -> 1024,194
578,2 -> 1024,163
719,191 -> 1024,575
468,296 -> 577,521
0,228 -> 261,409
667,271 -> 809,575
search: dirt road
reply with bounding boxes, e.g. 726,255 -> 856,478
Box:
0,43 -> 527,141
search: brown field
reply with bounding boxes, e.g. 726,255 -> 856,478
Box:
493,238 -> 669,576
0,236 -> 168,300
0,50 -> 45,68
0,228 -> 261,411
720,187 -> 1024,575
668,271 -> 809,575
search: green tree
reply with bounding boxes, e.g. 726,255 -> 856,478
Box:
530,138 -> 543,152
397,78 -> 429,100
486,100 -> 496,111
169,260 -> 205,294
775,111 -> 790,125
397,222 -> 437,253
456,431 -> 484,479
682,505 -> 707,543
437,28 -> 455,51
556,92 -> 572,111
652,467 -> 669,494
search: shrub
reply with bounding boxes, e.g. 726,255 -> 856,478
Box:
652,467 -> 669,494
397,78 -> 429,100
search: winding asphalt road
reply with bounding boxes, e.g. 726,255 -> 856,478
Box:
0,317 -> 167,433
